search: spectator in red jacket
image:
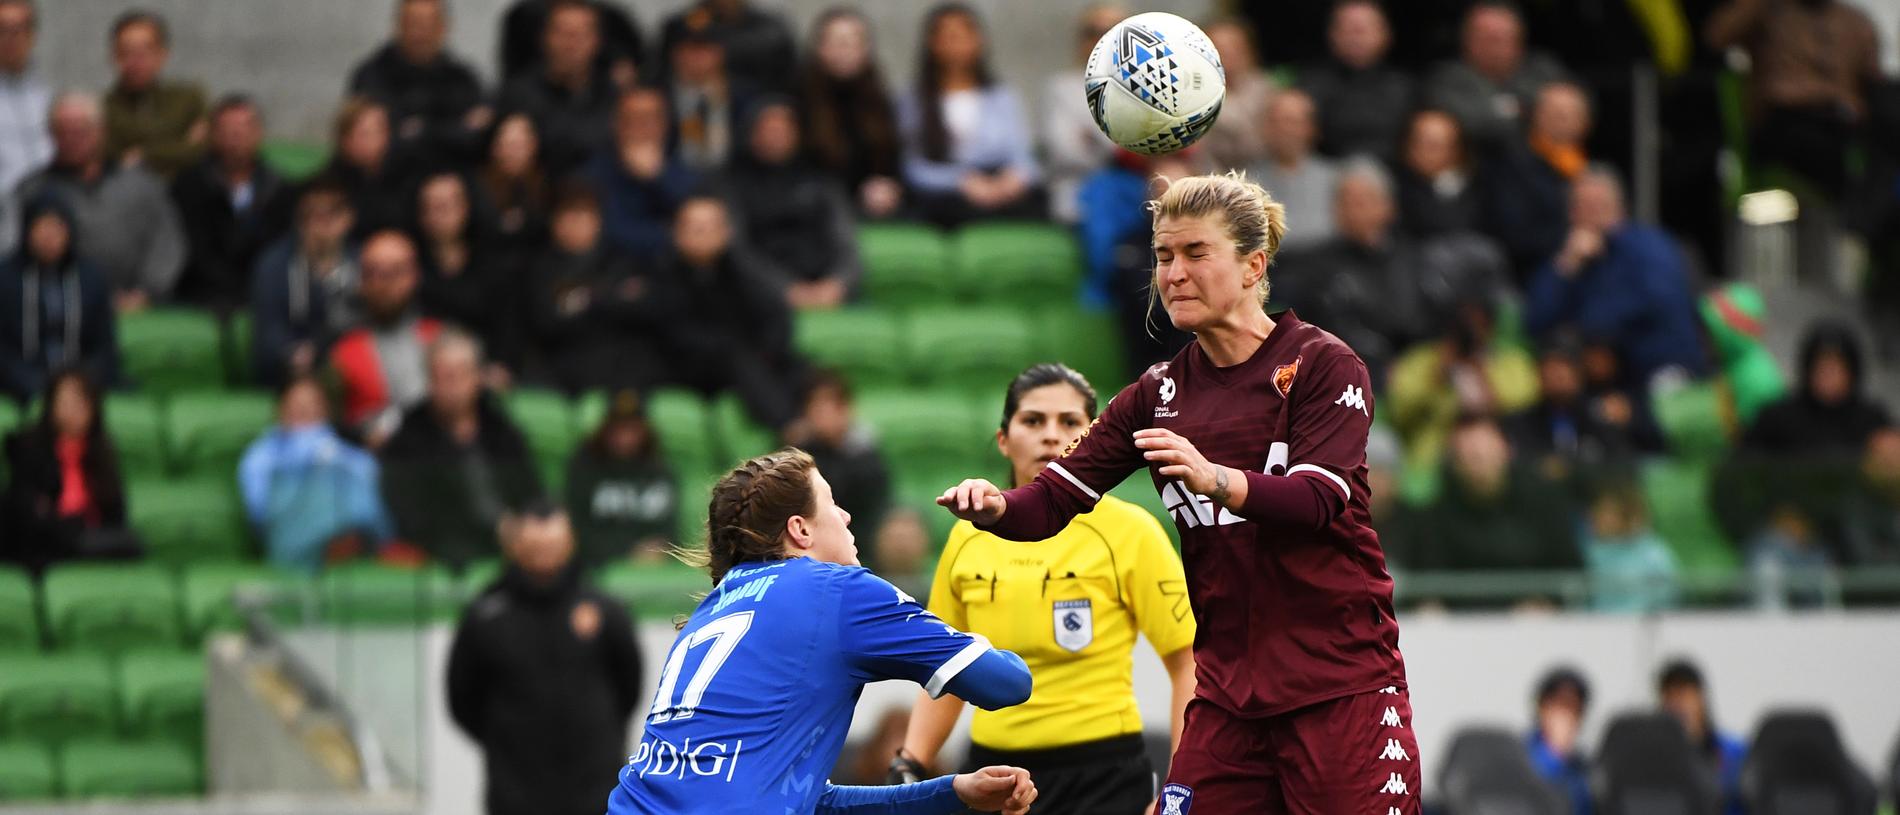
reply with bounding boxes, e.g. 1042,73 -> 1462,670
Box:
328,230 -> 441,446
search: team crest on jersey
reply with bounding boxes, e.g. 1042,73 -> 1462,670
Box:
1159,783 -> 1193,814
1272,355 -> 1302,399
1052,599 -> 1093,652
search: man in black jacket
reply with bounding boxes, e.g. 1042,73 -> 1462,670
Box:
348,0 -> 490,165
170,95 -> 291,309
447,502 -> 643,815
379,330 -> 543,569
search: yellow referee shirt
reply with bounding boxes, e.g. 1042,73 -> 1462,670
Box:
927,494 -> 1195,751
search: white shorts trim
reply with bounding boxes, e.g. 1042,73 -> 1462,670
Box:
926,634 -> 993,698
1287,464 -> 1350,501
1043,461 -> 1101,501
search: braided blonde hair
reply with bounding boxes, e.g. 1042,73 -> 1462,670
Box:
1148,170 -> 1289,305
677,448 -> 818,585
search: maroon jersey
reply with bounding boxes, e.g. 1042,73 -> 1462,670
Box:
997,312 -> 1405,718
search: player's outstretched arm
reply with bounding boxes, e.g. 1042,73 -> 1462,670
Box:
936,478 -> 1007,526
817,767 -> 1036,815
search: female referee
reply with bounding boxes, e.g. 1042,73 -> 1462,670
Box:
607,449 -> 1038,814
940,172 -> 1421,814
894,364 -> 1196,814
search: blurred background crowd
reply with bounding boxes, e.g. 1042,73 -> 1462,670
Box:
1,0 -> 1899,807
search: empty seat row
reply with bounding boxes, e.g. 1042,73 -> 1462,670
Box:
0,650 -> 203,748
0,738 -> 200,801
0,563 -> 281,653
857,221 -> 1085,308
794,304 -> 1126,399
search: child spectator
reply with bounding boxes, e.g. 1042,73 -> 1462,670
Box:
564,389 -> 678,569
238,375 -> 394,574
1583,475 -> 1679,613
2,370 -> 135,576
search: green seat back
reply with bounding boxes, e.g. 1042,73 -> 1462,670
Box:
1035,307 -> 1128,392
0,654 -> 116,742
58,738 -> 200,797
858,223 -> 953,306
223,312 -> 252,387
260,139 -> 328,182
1654,382 -> 1730,462
0,401 -> 20,434
794,309 -> 907,389
118,309 -> 224,394
320,563 -> 458,625
0,741 -> 57,800
129,477 -> 250,564
0,568 -> 36,653
597,561 -> 705,619
505,389 -> 578,492
857,390 -> 989,480
712,394 -> 778,465
104,394 -> 169,478
1642,458 -> 1739,576
117,651 -> 206,746
905,307 -> 1036,394
952,221 -> 1083,303
166,390 -> 273,476
674,468 -> 721,545
179,563 -> 282,639
41,564 -> 181,654
626,389 -> 716,478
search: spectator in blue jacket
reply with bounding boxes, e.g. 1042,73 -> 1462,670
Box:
897,3 -> 1041,227
1527,665 -> 1594,815
250,180 -> 359,388
238,375 -> 393,574
585,86 -> 697,262
1525,166 -> 1707,394
1657,658 -> 1746,815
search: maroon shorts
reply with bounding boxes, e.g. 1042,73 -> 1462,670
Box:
1158,686 -> 1423,814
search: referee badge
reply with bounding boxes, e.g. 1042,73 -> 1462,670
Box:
1052,599 -> 1093,652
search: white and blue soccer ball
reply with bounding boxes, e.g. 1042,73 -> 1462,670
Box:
1084,12 -> 1226,156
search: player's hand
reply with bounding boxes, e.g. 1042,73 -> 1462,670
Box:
938,479 -> 1007,526
954,766 -> 1036,814
1134,428 -> 1223,496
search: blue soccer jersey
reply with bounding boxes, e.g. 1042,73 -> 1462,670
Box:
607,557 -> 1014,815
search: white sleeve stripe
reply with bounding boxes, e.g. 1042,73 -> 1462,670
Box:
1043,461 -> 1101,501
925,634 -> 993,698
1287,464 -> 1350,501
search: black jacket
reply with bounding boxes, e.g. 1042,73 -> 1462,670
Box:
2,426 -> 130,575
1395,166 -> 1488,240
725,155 -> 862,288
0,199 -> 120,401
447,564 -> 643,815
497,73 -> 617,180
317,160 -> 417,241
497,0 -> 647,84
526,244 -> 670,392
416,235 -> 522,373
1298,59 -> 1415,162
170,156 -> 293,308
348,44 -> 488,166
564,448 -> 677,569
378,395 -> 544,570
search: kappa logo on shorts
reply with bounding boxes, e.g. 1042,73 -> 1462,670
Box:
1380,706 -> 1403,728
1159,783 -> 1193,814
1379,738 -> 1411,761
1379,772 -> 1410,795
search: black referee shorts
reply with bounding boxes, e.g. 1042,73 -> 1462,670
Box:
960,733 -> 1153,815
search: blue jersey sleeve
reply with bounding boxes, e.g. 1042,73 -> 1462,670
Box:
835,568 -> 1012,700
816,776 -> 962,814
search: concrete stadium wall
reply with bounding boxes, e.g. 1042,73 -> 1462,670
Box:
328,611 -> 1900,815
33,0 -> 1212,144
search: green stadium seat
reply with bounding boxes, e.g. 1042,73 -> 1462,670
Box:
794,308 -> 908,389
0,568 -> 36,652
166,390 -> 273,475
1034,307 -> 1128,392
590,389 -> 717,479
0,653 -> 116,742
1642,458 -> 1739,576
0,400 -> 19,434
129,476 -> 251,564
674,467 -> 722,545
222,311 -> 253,387
117,651 -> 206,746
260,139 -> 328,181
712,394 -> 779,465
118,308 -> 225,394
597,561 -> 705,619
320,563 -> 458,625
505,389 -> 579,492
0,741 -> 57,800
952,221 -> 1084,303
104,394 -> 168,478
1653,382 -> 1730,461
857,390 -> 990,477
905,307 -> 1036,394
179,563 -> 282,640
58,738 -> 200,797
41,564 -> 182,654
858,223 -> 954,307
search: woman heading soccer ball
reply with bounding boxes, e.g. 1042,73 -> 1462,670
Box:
608,449 -> 1039,815
940,172 -> 1423,813
896,364 -> 1196,814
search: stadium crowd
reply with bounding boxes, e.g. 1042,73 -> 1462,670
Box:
0,0 -> 1897,808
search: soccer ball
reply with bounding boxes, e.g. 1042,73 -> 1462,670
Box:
1083,12 -> 1226,156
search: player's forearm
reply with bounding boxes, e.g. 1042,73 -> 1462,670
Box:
903,689 -> 966,767
818,775 -> 960,814
1235,471 -> 1344,530
981,480 -> 1086,542
1161,646 -> 1196,756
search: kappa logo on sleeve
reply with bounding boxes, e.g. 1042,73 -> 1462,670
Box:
1159,783 -> 1193,814
1334,384 -> 1368,416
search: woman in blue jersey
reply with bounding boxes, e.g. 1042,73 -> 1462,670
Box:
606,449 -> 1039,815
